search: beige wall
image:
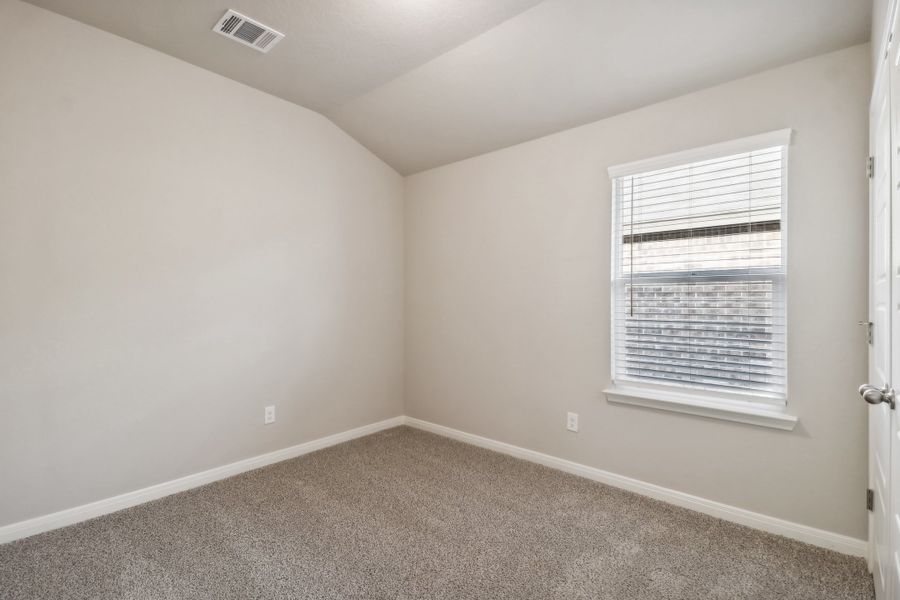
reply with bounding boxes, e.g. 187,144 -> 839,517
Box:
0,0 -> 873,543
405,44 -> 871,539
0,0 -> 404,527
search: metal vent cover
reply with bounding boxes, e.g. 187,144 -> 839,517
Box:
212,10 -> 284,53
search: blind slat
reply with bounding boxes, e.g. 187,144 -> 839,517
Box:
612,144 -> 787,400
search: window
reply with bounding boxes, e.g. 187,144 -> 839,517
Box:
606,130 -> 795,429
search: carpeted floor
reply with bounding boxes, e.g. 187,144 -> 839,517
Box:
0,426 -> 873,599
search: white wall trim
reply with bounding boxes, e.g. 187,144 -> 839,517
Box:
604,385 -> 798,431
0,416 -> 404,545
402,416 -> 866,557
1,415 -> 866,558
607,128 -> 792,178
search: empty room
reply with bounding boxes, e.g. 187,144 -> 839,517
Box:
0,0 -> 891,598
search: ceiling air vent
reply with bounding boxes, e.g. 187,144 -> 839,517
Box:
212,10 -> 284,53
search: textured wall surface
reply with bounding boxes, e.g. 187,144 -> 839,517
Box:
0,0 -> 404,527
0,0 -> 873,547
405,44 -> 870,539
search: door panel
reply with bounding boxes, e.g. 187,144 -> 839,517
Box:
872,50 -> 893,600
889,26 -> 900,600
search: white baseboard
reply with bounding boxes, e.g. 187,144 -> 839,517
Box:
0,416 -> 404,544
1,414 -> 868,558
402,416 -> 868,557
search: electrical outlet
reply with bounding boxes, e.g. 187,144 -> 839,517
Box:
264,405 -> 276,425
566,412 -> 578,432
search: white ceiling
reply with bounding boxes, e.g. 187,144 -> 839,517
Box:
24,0 -> 871,174
22,0 -> 544,111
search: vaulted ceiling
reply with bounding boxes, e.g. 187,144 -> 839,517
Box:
24,0 -> 871,174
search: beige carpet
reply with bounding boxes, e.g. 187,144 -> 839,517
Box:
0,426 -> 873,599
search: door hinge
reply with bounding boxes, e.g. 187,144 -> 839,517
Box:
868,156 -> 875,179
859,320 -> 874,345
868,488 -> 874,511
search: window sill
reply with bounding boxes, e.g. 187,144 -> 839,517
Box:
603,385 -> 798,431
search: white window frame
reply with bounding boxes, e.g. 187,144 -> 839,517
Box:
603,129 -> 797,431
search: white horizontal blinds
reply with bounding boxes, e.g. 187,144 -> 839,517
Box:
613,145 -> 786,399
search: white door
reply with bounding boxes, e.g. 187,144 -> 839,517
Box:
888,25 -> 900,600
869,38 -> 895,600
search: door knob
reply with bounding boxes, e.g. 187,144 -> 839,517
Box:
859,384 -> 896,409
